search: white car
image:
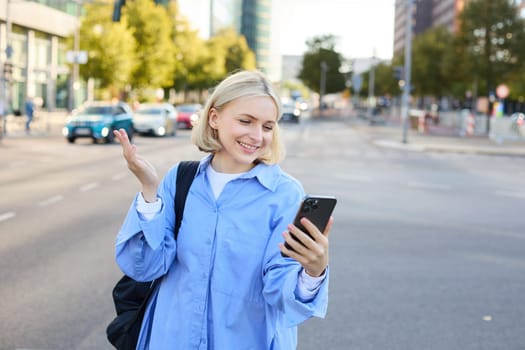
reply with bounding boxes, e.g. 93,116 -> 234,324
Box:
133,103 -> 177,137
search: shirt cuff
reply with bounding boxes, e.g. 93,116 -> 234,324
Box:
136,192 -> 162,221
296,268 -> 326,301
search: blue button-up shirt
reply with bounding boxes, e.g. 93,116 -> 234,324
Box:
116,155 -> 329,349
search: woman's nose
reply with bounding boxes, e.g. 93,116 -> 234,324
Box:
249,125 -> 263,141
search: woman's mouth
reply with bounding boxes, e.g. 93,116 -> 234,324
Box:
238,141 -> 259,151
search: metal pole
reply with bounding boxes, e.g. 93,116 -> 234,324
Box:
68,0 -> 80,111
401,0 -> 413,144
2,0 -> 13,137
319,61 -> 327,118
367,48 -> 376,118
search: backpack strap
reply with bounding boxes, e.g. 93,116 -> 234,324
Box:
174,161 -> 199,239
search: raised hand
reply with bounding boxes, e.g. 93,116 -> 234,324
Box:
113,128 -> 160,202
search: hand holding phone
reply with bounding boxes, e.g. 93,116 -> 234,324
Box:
281,195 -> 337,258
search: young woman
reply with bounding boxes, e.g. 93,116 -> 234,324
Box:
113,70 -> 334,349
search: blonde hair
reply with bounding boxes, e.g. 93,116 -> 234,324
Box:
191,70 -> 285,164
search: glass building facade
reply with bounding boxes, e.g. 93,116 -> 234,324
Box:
1,0 -> 76,112
241,0 -> 271,73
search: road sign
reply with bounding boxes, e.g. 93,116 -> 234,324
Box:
66,50 -> 88,64
496,84 -> 509,99
352,74 -> 363,92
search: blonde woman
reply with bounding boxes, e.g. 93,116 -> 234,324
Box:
113,70 -> 333,349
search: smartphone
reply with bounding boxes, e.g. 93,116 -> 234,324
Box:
281,195 -> 337,257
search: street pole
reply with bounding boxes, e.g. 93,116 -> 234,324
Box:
367,48 -> 376,118
319,60 -> 328,118
2,0 -> 13,138
401,0 -> 413,144
68,0 -> 81,111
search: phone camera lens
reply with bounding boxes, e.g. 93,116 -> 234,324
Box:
308,199 -> 318,209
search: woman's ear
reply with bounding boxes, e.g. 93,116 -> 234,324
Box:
208,108 -> 219,129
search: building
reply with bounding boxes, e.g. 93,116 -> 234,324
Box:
177,0 -> 279,80
393,0 -> 433,57
240,0 -> 271,74
0,0 -> 77,113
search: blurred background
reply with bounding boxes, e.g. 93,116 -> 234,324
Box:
1,1 -> 525,349
1,0 -> 524,131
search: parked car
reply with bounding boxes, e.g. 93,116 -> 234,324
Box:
133,103 -> 177,137
280,100 -> 301,123
62,101 -> 134,144
175,103 -> 201,129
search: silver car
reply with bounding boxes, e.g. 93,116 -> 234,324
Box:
133,103 -> 177,137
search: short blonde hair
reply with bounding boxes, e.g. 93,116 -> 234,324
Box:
191,70 -> 285,164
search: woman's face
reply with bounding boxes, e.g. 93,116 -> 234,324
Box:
209,95 -> 278,173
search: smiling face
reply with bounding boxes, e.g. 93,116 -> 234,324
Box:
208,95 -> 278,173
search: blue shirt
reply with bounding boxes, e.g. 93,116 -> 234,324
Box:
116,155 -> 329,350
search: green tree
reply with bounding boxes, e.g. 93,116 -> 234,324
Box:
456,0 -> 525,96
298,34 -> 346,94
207,27 -> 256,78
167,2 -> 208,93
124,0 -> 176,93
358,62 -> 400,98
78,3 -> 136,98
411,26 -> 455,97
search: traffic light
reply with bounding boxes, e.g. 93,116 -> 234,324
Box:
393,66 -> 404,81
112,0 -> 126,22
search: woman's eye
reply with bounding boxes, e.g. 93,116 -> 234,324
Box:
239,119 -> 250,124
263,125 -> 273,131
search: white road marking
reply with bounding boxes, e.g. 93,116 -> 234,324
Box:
38,195 -> 64,207
80,182 -> 100,192
0,211 -> 16,222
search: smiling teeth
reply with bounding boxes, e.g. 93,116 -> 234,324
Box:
239,141 -> 257,150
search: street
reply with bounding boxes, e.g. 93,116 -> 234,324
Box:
1,117 -> 524,350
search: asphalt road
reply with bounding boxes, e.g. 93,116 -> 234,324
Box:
1,117 -> 524,349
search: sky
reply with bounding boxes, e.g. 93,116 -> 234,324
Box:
275,0 -> 396,60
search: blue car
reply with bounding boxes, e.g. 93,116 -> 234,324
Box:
62,101 -> 134,144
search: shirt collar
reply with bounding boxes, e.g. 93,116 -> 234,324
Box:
197,154 -> 281,192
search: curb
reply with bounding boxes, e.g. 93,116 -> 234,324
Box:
372,138 -> 525,157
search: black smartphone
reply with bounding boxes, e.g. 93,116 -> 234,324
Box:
281,195 -> 337,257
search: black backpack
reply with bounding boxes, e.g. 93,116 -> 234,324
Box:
106,161 -> 199,350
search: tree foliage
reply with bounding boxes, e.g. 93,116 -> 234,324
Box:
358,62 -> 400,98
78,3 -> 136,97
125,0 -> 176,90
298,34 -> 346,94
206,28 -> 257,80
411,26 -> 454,97
167,2 -> 208,92
457,0 -> 525,96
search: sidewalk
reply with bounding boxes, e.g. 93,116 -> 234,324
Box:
330,107 -> 525,157
1,110 -> 68,138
